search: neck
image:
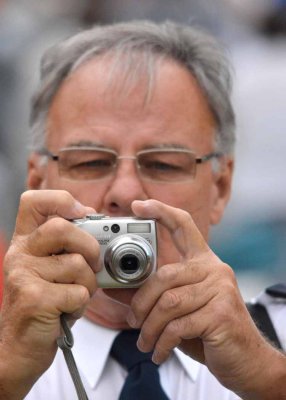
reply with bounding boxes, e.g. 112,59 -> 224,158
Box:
84,289 -> 133,330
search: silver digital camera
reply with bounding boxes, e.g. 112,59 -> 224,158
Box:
73,214 -> 157,288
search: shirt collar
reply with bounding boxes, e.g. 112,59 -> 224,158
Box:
72,317 -> 119,389
72,317 -> 201,388
174,347 -> 201,381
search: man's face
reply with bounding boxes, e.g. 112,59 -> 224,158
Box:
28,56 -> 233,322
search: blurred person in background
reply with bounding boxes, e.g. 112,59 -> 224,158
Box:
210,0 -> 286,298
0,0 -> 90,240
1,20 -> 286,400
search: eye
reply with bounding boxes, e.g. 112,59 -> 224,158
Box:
143,160 -> 182,171
73,158 -> 114,169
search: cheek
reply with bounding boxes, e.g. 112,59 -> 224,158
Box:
44,171 -> 110,211
145,181 -> 211,217
146,180 -> 214,264
65,183 -> 108,210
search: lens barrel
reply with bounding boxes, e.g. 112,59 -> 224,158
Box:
104,235 -> 154,284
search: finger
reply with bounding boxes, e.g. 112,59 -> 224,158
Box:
132,199 -> 209,258
50,283 -> 91,317
128,261 -> 210,328
150,310 -> 208,365
24,217 -> 100,272
15,190 -> 95,236
150,281 -> 247,365
23,253 -> 98,296
4,278 -> 91,322
136,281 -> 214,353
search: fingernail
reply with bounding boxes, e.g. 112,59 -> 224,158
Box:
126,311 -> 137,328
152,351 -> 160,365
135,199 -> 151,207
86,207 -> 97,214
73,200 -> 88,216
137,334 -> 146,352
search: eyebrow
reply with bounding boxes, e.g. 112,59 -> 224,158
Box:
142,143 -> 192,151
65,141 -> 193,152
66,140 -> 105,148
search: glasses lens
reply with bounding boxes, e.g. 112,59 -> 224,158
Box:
58,149 -> 117,180
137,150 -> 196,182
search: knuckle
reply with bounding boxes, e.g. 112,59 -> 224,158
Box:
66,253 -> 89,277
131,296 -> 145,315
165,318 -> 183,337
18,190 -> 36,214
8,279 -> 44,312
180,209 -> 191,220
68,253 -> 85,268
59,190 -> 74,204
154,341 -> 169,357
64,285 -> 89,310
158,290 -> 182,311
156,264 -> 179,284
178,209 -> 192,225
210,301 -> 231,326
4,267 -> 22,291
48,217 -> 69,236
22,283 -> 44,305
4,250 -> 30,279
19,190 -> 35,205
223,263 -> 236,282
216,261 -> 235,279
222,279 -> 237,297
2,248 -> 16,271
31,223 -> 46,244
216,264 -> 237,295
79,286 -> 90,304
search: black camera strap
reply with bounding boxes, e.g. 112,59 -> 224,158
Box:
246,302 -> 282,349
57,314 -> 89,400
246,283 -> 286,350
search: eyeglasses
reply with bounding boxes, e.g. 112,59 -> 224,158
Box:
39,146 -> 223,183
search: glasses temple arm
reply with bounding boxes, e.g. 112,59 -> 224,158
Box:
37,149 -> 59,161
196,152 -> 223,164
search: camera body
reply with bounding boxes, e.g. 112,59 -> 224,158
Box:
73,214 -> 157,288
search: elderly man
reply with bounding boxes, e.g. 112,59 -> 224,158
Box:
0,20 -> 285,400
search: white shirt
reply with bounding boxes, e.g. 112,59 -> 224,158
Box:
24,317 -> 240,400
255,290 -> 286,351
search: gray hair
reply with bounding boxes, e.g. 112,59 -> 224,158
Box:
30,20 -> 235,154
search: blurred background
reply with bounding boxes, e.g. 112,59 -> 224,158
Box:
0,0 -> 285,300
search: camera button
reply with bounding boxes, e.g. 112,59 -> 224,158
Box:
86,214 -> 106,220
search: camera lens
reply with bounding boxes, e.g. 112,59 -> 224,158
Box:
120,254 -> 139,274
111,224 -> 120,233
104,235 -> 155,285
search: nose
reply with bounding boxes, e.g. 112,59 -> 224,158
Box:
102,158 -> 148,216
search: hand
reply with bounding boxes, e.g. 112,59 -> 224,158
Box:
0,190 -> 99,399
127,199 -> 284,398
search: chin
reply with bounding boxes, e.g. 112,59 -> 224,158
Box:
103,288 -> 139,306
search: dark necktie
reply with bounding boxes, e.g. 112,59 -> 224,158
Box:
110,329 -> 170,400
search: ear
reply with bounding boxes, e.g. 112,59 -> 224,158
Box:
27,153 -> 47,189
210,157 -> 234,225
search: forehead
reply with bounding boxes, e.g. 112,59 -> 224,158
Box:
47,55 -> 216,150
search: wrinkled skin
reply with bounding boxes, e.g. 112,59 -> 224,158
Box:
1,57 -> 286,400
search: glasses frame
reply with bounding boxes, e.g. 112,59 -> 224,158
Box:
38,146 -> 223,183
